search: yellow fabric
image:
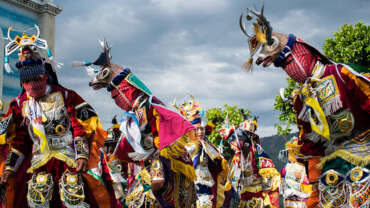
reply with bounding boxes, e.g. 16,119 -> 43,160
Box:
77,116 -> 107,170
160,135 -> 196,181
32,126 -> 49,153
262,192 -> 272,207
301,84 -> 330,140
0,134 -> 5,145
258,168 -> 281,191
112,123 -> 120,129
301,184 -> 313,194
241,184 -> 262,193
216,175 -> 226,208
341,66 -> 370,98
317,149 -> 370,169
27,151 -> 77,173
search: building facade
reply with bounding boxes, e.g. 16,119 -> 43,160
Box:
0,0 -> 61,103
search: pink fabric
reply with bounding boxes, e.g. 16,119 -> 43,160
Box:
283,41 -> 317,83
114,136 -> 135,162
153,104 -> 195,150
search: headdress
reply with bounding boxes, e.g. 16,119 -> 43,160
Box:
239,1 -> 273,71
172,94 -> 204,125
217,114 -> 235,142
71,39 -> 112,75
239,116 -> 258,133
4,25 -> 62,73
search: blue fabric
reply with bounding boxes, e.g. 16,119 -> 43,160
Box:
107,68 -> 131,91
191,118 -> 201,124
196,184 -> 213,195
274,34 -> 295,67
193,146 -> 202,168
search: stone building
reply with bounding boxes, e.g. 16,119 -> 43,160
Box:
0,0 -> 61,104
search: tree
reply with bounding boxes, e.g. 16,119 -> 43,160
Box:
205,104 -> 250,160
274,22 -> 369,135
323,22 -> 370,70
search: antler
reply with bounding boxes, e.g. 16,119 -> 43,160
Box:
239,13 -> 251,38
34,25 -> 40,39
7,26 -> 13,41
171,97 -> 181,111
246,2 -> 273,45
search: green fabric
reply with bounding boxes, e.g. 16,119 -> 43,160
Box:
143,184 -> 151,192
345,63 -> 370,73
323,157 -> 370,175
126,74 -> 152,95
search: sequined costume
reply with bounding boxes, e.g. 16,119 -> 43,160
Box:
75,40 -> 197,208
221,118 -> 280,208
0,25 -> 111,208
237,3 -> 370,206
172,95 -> 228,208
279,137 -> 312,208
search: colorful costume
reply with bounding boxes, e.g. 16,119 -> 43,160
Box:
76,41 -> 197,207
1,25 -> 111,208
173,95 -> 227,208
238,3 -> 370,207
221,118 -> 280,208
279,137 -> 312,208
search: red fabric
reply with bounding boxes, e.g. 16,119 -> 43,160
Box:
111,80 -> 142,111
114,137 -> 135,162
22,75 -> 47,99
283,41 -> 317,83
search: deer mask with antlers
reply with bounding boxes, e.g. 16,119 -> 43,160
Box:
240,3 -> 331,83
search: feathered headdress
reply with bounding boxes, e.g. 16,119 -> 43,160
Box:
172,94 -> 204,125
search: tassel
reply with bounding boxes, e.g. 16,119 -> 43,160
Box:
242,57 -> 254,72
4,63 -> 12,73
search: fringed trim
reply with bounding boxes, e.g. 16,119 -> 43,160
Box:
241,184 -> 262,194
298,106 -> 310,122
317,149 -> 370,169
259,168 -> 281,178
160,137 -> 196,181
320,94 -> 343,116
304,132 -> 329,147
27,151 -> 77,173
259,168 -> 281,191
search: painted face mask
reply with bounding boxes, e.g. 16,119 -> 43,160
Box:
16,59 -> 47,99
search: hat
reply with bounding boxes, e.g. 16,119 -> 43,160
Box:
15,58 -> 45,82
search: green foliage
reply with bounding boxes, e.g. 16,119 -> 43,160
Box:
323,22 -> 370,68
205,104 -> 250,160
273,78 -> 300,135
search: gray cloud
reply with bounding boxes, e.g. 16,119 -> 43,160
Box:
54,0 -> 370,136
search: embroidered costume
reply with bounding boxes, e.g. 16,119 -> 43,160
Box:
173,95 -> 227,208
1,25 -> 111,208
75,40 -> 197,207
279,137 -> 312,208
238,3 -> 370,207
222,118 -> 280,208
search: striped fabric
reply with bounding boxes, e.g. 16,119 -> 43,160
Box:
283,40 -> 317,83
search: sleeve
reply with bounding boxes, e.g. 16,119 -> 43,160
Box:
64,88 -> 107,169
4,101 -> 32,172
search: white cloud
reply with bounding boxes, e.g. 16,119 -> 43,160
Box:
149,0 -> 229,15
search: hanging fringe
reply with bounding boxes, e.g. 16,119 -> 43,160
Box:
4,63 -> 12,73
320,94 -> 343,116
298,106 -> 310,122
242,57 -> 254,72
317,149 -> 370,169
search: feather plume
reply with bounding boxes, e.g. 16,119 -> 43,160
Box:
242,57 -> 254,72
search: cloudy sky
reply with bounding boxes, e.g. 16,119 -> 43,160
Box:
53,0 -> 369,137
